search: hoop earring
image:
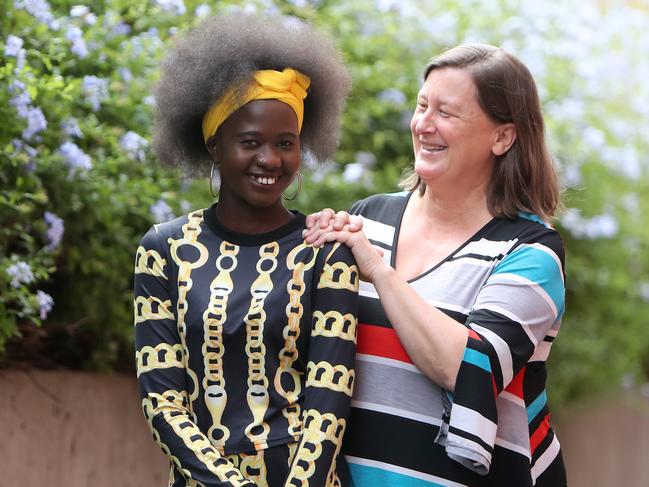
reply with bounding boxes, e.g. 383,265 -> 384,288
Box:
282,171 -> 301,201
209,162 -> 220,198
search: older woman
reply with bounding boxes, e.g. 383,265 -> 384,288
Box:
304,44 -> 566,486
134,14 -> 358,487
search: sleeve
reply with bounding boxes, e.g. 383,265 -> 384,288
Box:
438,227 -> 565,475
284,242 -> 359,487
134,226 -> 256,487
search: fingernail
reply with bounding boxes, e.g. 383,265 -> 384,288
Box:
302,229 -> 307,238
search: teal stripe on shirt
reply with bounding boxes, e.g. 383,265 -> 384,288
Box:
527,390 -> 547,423
348,462 -> 449,487
492,245 -> 564,312
463,348 -> 492,373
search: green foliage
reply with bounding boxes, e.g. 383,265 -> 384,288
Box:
2,0 -> 649,408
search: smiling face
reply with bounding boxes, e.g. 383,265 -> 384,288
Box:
410,67 -> 506,193
210,99 -> 301,221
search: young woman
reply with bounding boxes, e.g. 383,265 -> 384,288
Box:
133,14 -> 358,487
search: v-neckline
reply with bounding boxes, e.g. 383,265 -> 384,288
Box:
390,191 -> 497,284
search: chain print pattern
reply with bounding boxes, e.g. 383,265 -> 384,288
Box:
135,213 -> 359,486
203,241 -> 240,449
143,391 -> 254,487
134,296 -> 174,324
311,310 -> 358,343
227,450 -> 268,486
136,343 -> 185,377
142,391 -> 204,487
305,361 -> 355,397
135,244 -> 167,278
243,242 -> 279,450
275,243 -> 318,438
285,409 -> 347,487
317,244 -> 359,291
168,210 -> 209,403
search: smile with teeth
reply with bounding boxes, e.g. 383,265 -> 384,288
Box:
249,174 -> 280,185
421,143 -> 447,152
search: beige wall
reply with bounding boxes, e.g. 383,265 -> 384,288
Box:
0,370 -> 166,487
1,370 -> 648,487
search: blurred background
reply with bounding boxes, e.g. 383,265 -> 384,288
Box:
1,0 -> 648,485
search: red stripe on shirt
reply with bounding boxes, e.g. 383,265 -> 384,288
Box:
530,414 -> 551,453
504,366 -> 526,399
357,323 -> 412,364
468,329 -> 482,341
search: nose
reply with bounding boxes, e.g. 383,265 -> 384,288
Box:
256,147 -> 281,169
412,108 -> 436,135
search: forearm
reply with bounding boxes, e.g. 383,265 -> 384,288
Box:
371,265 -> 468,391
141,388 -> 255,487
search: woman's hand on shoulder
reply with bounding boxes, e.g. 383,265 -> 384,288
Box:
303,208 -> 385,282
304,208 -> 363,247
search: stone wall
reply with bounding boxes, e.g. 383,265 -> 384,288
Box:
1,370 -> 647,486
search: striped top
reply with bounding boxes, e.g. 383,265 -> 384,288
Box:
343,192 -> 566,487
134,205 -> 359,486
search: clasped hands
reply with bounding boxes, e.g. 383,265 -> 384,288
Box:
303,208 -> 386,283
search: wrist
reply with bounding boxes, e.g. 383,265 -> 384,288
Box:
369,261 -> 395,285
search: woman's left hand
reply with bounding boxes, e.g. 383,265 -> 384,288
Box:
304,209 -> 363,245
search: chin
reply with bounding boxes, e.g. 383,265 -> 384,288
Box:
414,158 -> 443,182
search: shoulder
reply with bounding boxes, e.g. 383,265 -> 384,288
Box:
137,209 -> 207,250
349,191 -> 410,218
489,213 -> 565,273
319,241 -> 356,266
512,212 -> 565,263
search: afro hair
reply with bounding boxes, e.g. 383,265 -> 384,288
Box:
152,13 -> 351,175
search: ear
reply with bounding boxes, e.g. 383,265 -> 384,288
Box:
205,135 -> 220,159
491,123 -> 516,156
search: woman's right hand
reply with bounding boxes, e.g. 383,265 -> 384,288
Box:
303,208 -> 363,247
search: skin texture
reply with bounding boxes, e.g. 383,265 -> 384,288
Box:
411,68 -> 515,196
209,99 -> 301,234
303,68 -> 516,390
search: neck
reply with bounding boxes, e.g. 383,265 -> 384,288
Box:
214,197 -> 294,234
412,181 -> 492,232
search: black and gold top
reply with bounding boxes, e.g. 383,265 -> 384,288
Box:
134,205 -> 359,487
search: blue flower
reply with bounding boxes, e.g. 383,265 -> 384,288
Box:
154,0 -> 186,15
4,35 -> 24,57
109,21 -> 131,38
36,290 -> 54,320
66,25 -> 89,58
14,0 -> 56,27
44,211 -> 64,251
81,75 -> 109,111
6,261 -> 35,288
22,107 -> 48,140
150,199 -> 175,223
118,67 -> 133,83
119,130 -> 148,162
60,118 -> 83,138
59,141 -> 92,173
70,5 -> 89,16
10,92 -> 32,118
195,4 -> 211,16
378,88 -> 407,106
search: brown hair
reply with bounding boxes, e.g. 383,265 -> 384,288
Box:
400,43 -> 561,221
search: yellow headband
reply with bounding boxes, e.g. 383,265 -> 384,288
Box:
202,68 -> 311,143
